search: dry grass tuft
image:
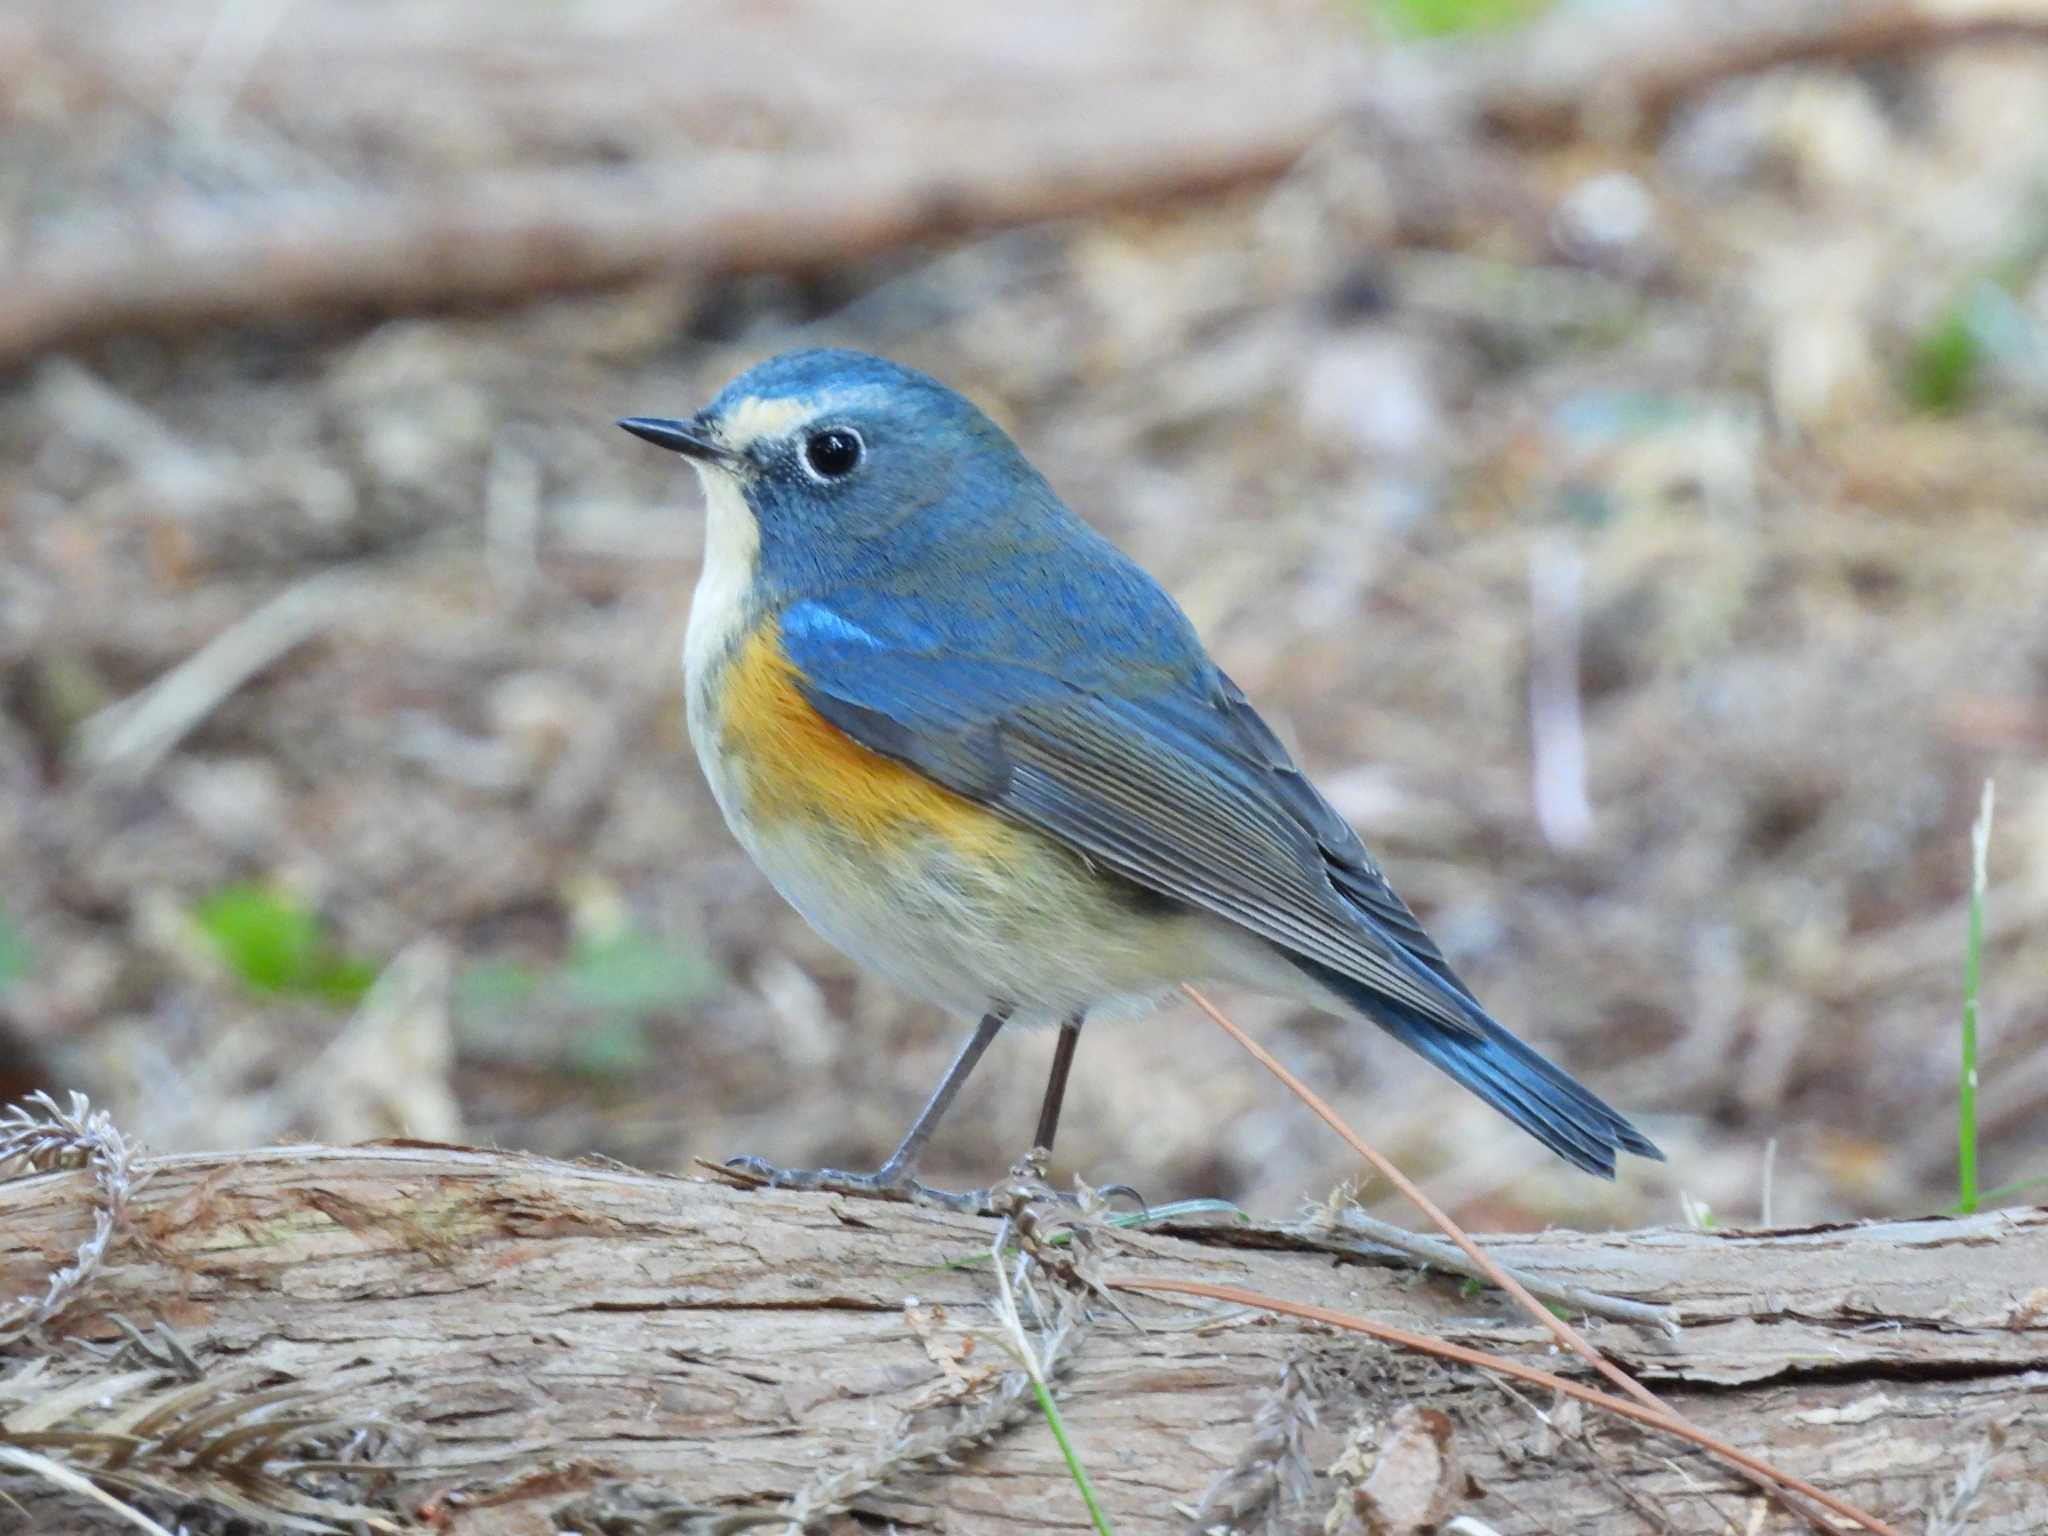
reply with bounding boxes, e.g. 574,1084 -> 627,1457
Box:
0,1356 -> 405,1533
0,1092 -> 143,1345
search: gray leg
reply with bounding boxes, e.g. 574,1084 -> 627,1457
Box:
727,1009 -> 1009,1212
1032,1015 -> 1083,1152
874,1009 -> 1008,1182
1026,1013 -> 1145,1211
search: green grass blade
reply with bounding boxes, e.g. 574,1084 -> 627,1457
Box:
1030,1375 -> 1114,1535
1950,1173 -> 2048,1213
985,1228 -> 1116,1534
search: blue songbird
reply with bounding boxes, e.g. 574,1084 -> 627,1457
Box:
621,349 -> 1660,1206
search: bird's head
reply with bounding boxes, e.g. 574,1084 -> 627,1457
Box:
621,349 -> 1045,563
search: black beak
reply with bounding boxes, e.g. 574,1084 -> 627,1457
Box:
618,416 -> 735,463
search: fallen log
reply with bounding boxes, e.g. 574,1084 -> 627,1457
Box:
1,1142 -> 2042,1533
0,118 -> 1330,368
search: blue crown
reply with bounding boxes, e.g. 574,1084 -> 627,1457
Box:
709,348 -> 953,414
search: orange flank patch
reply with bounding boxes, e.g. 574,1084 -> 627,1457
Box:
718,620 -> 1018,855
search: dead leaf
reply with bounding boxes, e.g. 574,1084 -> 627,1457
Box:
1339,1404 -> 1463,1536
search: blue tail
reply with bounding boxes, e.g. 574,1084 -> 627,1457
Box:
1294,957 -> 1663,1178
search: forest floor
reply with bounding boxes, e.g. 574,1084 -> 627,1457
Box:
2,0 -> 2045,1234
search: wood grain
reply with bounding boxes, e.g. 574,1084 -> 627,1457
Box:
2,1144 -> 2042,1533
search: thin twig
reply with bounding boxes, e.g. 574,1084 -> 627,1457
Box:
1291,1202 -> 1679,1336
1180,985 -> 1900,1536
1110,1275 -> 1894,1536
1759,1136 -> 1778,1228
1182,989 -> 1662,1399
1958,779 -> 1995,1214
1527,538 -> 1593,850
76,567 -> 379,783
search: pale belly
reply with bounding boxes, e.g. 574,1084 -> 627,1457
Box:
688,635 -> 1257,1025
744,800 -> 1237,1023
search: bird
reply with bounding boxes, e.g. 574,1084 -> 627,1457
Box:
620,348 -> 1660,1207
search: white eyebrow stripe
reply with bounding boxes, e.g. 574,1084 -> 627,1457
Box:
717,395 -> 816,450
715,385 -> 888,452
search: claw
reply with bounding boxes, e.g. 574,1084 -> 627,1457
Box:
1095,1182 -> 1149,1215
720,1154 -> 779,1184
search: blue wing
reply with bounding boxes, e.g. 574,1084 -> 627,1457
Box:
781,590 -> 1471,1022
781,588 -> 1661,1175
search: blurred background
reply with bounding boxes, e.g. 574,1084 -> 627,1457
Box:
2,0 -> 2045,1232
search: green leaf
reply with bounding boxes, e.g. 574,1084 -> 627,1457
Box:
1908,280 -> 2033,414
194,886 -> 320,992
1372,0 -> 1546,39
192,885 -> 375,1006
1908,303 -> 1982,414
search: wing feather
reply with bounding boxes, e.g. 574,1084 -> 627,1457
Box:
996,698 -> 1480,1033
780,597 -> 1482,1039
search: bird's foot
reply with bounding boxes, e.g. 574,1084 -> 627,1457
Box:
721,1155 -> 987,1213
719,1153 -> 1148,1218
1007,1148 -> 1148,1217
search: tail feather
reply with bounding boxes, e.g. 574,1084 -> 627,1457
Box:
1293,957 -> 1663,1178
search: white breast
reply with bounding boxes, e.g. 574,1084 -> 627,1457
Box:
682,463 -> 764,825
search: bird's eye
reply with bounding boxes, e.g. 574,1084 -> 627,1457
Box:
801,428 -> 864,481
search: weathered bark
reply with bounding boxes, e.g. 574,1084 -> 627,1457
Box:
1,1144 -> 2042,1534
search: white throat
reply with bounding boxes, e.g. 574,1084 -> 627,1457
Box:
682,464 -> 763,713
